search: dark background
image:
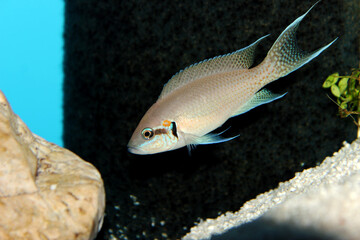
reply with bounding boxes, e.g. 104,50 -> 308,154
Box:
63,0 -> 359,239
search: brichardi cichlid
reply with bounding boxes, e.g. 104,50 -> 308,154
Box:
128,1 -> 337,155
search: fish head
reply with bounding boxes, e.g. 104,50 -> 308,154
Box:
127,117 -> 182,155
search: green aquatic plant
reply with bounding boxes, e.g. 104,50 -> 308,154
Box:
323,67 -> 360,137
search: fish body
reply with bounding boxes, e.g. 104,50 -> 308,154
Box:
145,67 -> 268,139
128,2 -> 337,155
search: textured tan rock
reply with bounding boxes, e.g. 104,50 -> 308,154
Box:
0,90 -> 105,240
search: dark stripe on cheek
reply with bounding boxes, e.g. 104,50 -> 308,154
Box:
155,128 -> 168,135
171,122 -> 178,138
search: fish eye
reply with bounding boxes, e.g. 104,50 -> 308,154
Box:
142,128 -> 154,140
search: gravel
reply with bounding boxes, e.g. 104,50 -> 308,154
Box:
183,139 -> 360,240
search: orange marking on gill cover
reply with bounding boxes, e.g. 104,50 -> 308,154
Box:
162,120 -> 171,127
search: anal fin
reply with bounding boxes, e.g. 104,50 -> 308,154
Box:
232,89 -> 286,117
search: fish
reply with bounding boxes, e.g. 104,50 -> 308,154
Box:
127,2 -> 337,155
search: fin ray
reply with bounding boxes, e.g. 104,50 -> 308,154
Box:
263,1 -> 337,84
159,35 -> 269,99
185,128 -> 240,146
232,89 -> 286,117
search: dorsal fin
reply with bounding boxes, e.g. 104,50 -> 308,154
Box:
158,34 -> 269,99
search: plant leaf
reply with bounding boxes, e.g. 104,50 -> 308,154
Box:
323,72 -> 339,88
338,77 -> 349,94
352,69 -> 360,78
342,95 -> 353,103
331,85 -> 341,98
349,78 -> 356,92
340,102 -> 347,109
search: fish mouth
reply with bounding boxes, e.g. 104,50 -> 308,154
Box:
127,145 -> 147,155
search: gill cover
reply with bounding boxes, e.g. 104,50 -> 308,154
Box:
128,120 -> 179,155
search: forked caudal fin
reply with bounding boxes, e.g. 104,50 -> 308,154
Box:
263,1 -> 337,83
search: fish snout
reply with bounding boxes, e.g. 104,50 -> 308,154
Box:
127,145 -> 146,155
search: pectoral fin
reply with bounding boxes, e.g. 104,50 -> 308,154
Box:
185,128 -> 240,148
232,89 -> 287,117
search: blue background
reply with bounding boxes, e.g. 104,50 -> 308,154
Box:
0,1 -> 64,146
